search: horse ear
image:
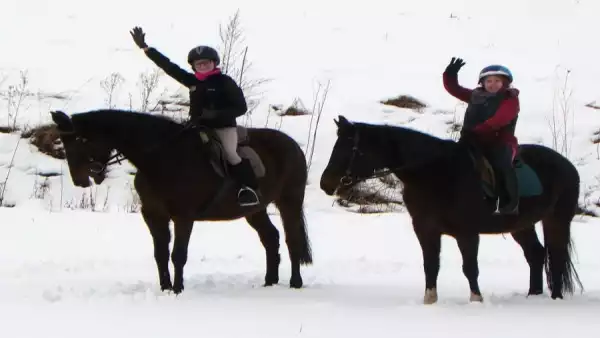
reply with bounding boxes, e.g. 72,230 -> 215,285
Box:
50,110 -> 74,132
336,115 -> 351,127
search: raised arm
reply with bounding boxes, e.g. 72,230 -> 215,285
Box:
442,57 -> 472,103
143,48 -> 196,87
130,26 -> 196,88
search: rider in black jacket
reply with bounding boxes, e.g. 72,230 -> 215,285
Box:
130,26 -> 260,207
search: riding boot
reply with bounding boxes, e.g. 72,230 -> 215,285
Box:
498,166 -> 519,215
230,158 -> 261,207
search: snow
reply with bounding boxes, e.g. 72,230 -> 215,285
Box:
2,0 -> 600,336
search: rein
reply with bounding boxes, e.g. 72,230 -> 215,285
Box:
339,128 -> 456,187
339,128 -> 403,187
58,120 -> 202,174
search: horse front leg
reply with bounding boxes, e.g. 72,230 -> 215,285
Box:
414,224 -> 442,304
511,227 -> 545,296
171,218 -> 195,294
245,210 -> 281,286
455,234 -> 483,302
141,208 -> 173,291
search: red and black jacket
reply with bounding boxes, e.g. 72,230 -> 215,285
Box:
443,72 -> 519,147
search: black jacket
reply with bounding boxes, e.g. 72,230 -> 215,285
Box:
144,47 -> 247,128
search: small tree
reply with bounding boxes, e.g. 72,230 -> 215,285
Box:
546,67 -> 575,159
100,72 -> 125,109
218,9 -> 271,120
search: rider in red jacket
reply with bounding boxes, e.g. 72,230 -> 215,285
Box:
443,57 -> 520,215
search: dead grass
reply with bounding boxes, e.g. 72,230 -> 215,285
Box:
37,171 -> 61,178
585,101 -> 600,110
280,106 -> 311,116
22,124 -> 65,159
592,130 -> 600,144
335,172 -> 404,214
278,98 -> 311,116
577,204 -> 597,217
0,126 -> 19,134
445,119 -> 462,133
380,94 -> 427,112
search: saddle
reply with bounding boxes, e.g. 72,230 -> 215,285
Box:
196,126 -> 266,178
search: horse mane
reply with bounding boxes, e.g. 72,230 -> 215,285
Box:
351,121 -> 467,178
70,109 -> 186,142
353,121 -> 456,155
71,109 -> 182,131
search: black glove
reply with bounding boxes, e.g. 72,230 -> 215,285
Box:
445,57 -> 465,75
130,26 -> 148,49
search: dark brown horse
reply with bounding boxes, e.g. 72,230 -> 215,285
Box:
50,109 -> 312,294
320,115 -> 583,304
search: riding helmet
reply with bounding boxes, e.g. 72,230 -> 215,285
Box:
478,64 -> 513,84
187,46 -> 220,66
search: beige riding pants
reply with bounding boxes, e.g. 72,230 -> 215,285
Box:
214,127 -> 242,165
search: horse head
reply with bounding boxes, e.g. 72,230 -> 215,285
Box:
50,110 -> 115,187
320,115 -> 389,196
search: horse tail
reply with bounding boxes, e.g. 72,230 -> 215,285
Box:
288,202 -> 313,265
275,186 -> 313,265
274,144 -> 313,266
541,164 -> 583,297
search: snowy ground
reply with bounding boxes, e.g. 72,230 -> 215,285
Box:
2,0 -> 600,336
2,206 -> 600,337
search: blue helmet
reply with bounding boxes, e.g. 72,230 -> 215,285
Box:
478,64 -> 513,84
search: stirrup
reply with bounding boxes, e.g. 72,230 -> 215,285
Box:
237,187 -> 260,207
494,199 -> 519,215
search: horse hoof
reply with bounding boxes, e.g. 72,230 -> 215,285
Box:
290,278 -> 303,289
470,293 -> 483,302
264,275 -> 279,286
173,285 -> 184,295
160,282 -> 173,292
424,288 -> 438,304
527,289 -> 543,296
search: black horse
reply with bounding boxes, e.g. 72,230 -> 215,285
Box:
50,109 -> 313,294
320,115 -> 583,304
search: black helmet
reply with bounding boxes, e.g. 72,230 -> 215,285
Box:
187,46 -> 220,66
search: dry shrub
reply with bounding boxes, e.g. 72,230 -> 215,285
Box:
281,106 -> 311,116
279,98 -> 311,116
0,126 -> 19,134
432,109 -> 454,115
22,124 -> 65,159
577,204 -> 597,217
380,94 -> 427,112
585,101 -> 600,110
335,171 -> 404,214
592,130 -> 600,144
445,119 -> 462,132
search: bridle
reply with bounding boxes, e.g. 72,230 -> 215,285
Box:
58,131 -> 126,175
339,129 -> 362,186
338,128 -> 463,190
75,135 -> 126,174
58,120 -> 202,175
338,129 -> 398,187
